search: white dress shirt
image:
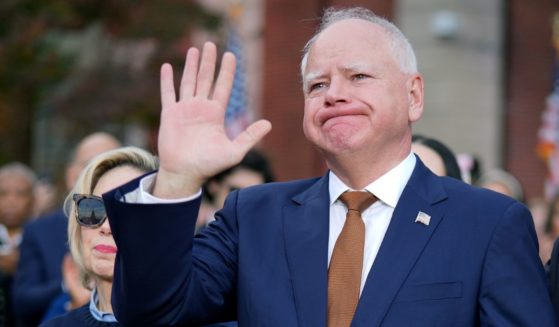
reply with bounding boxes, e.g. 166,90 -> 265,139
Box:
130,153 -> 416,293
328,153 -> 416,293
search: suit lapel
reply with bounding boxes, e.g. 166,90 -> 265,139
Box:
353,160 -> 449,326
283,175 -> 330,327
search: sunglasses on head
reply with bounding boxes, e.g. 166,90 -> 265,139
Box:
73,194 -> 108,227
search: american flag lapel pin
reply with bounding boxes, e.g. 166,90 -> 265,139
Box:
415,211 -> 431,226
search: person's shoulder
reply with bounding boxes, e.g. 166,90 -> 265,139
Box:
40,305 -> 120,327
21,210 -> 67,243
39,305 -> 85,327
40,314 -> 68,327
25,210 -> 66,231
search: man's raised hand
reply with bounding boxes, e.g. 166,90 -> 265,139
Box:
154,42 -> 272,198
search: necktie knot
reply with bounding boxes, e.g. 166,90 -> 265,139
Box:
339,191 -> 376,213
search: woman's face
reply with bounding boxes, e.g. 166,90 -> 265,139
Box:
81,165 -> 144,283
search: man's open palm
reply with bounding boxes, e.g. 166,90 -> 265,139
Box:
154,42 -> 271,198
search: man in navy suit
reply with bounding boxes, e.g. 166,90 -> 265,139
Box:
105,7 -> 556,326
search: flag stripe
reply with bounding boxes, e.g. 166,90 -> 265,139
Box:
225,22 -> 251,138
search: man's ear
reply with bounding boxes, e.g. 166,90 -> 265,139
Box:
407,73 -> 424,122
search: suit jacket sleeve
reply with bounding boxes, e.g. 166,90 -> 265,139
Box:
12,223 -> 62,320
479,201 -> 557,326
106,177 -> 238,326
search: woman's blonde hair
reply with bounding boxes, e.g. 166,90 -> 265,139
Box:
64,146 -> 158,289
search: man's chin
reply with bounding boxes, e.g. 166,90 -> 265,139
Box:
317,141 -> 366,159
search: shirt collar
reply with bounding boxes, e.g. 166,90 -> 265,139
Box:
89,288 -> 118,323
329,152 -> 416,208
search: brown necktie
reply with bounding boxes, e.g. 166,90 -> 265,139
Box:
328,191 -> 377,327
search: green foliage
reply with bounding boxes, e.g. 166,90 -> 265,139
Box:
0,0 -> 222,164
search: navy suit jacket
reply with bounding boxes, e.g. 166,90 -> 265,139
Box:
12,210 -> 68,326
106,159 -> 556,326
548,237 -> 559,319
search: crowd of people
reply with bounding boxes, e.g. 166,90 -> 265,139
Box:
0,132 -> 273,326
1,5 -> 558,326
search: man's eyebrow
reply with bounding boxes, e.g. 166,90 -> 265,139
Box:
340,63 -> 372,73
304,71 -> 325,83
302,71 -> 326,91
303,63 -> 375,88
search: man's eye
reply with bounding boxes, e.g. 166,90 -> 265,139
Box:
353,73 -> 368,80
309,82 -> 326,92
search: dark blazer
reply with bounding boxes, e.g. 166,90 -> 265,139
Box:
549,237 -> 559,319
39,304 -> 121,327
105,159 -> 556,326
12,210 -> 68,326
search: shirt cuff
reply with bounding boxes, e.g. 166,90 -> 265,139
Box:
124,172 -> 201,204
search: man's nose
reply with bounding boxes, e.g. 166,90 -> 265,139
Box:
324,78 -> 348,106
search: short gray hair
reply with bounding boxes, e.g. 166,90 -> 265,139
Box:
0,162 -> 37,190
300,7 -> 417,78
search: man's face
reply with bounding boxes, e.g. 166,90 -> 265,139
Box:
0,174 -> 33,228
302,19 -> 423,161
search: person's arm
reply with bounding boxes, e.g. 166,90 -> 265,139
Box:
108,42 -> 270,325
106,180 -> 239,326
12,225 -> 62,320
151,42 -> 271,199
61,254 -> 90,309
479,202 -> 557,326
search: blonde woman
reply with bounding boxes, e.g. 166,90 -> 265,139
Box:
41,147 -> 157,327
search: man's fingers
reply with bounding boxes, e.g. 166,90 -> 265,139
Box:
213,52 -> 236,108
160,63 -> 176,109
195,42 -> 217,98
179,47 -> 200,100
233,119 -> 272,154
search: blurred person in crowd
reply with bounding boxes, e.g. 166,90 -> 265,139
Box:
103,7 -> 555,326
40,255 -> 91,323
477,169 -> 524,203
0,162 -> 36,326
411,134 -> 462,181
546,193 -> 559,238
457,153 -> 482,184
527,197 -> 553,262
544,194 -> 559,264
546,192 -> 559,319
13,132 -> 121,327
41,146 -> 158,326
31,177 -> 57,219
530,197 -> 550,237
197,149 -> 274,231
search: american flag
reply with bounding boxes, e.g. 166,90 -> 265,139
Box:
537,13 -> 559,199
224,22 -> 251,139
